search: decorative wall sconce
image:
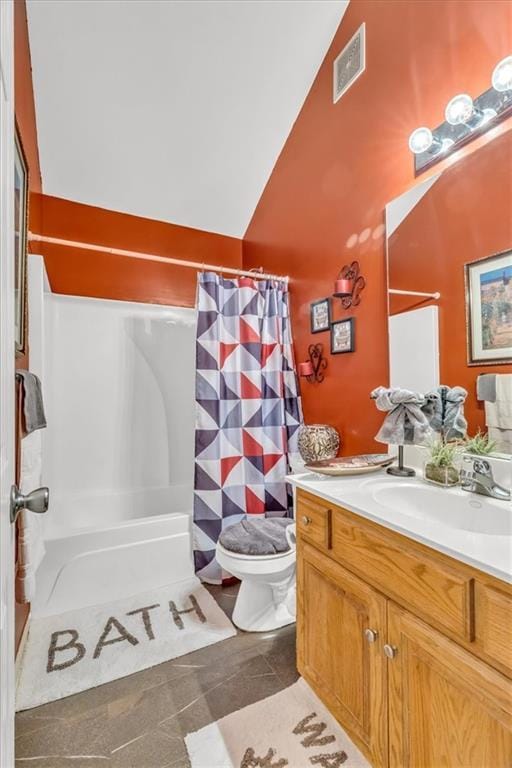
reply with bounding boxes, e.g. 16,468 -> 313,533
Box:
333,261 -> 366,309
409,55 -> 512,173
299,343 -> 327,383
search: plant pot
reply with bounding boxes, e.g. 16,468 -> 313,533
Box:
424,462 -> 460,487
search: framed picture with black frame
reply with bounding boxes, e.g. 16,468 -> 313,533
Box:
310,297 -> 331,334
331,317 -> 355,354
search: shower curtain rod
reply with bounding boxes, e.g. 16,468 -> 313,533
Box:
27,232 -> 289,283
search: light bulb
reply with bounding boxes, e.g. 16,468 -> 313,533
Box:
492,55 -> 512,92
445,93 -> 475,125
408,126 -> 434,154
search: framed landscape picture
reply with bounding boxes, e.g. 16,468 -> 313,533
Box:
331,318 -> 355,354
466,250 -> 512,365
310,298 -> 331,334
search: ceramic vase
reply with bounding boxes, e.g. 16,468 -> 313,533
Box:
298,424 -> 340,463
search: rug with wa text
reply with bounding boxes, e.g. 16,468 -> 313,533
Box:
185,677 -> 370,768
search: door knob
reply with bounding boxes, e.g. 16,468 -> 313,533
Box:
10,485 -> 49,524
302,515 -> 312,526
364,628 -> 378,643
383,644 -> 398,659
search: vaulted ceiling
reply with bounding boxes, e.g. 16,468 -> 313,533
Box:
27,0 -> 348,238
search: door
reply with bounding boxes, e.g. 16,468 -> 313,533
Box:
387,602 -> 512,768
0,1 -> 16,766
297,541 -> 388,768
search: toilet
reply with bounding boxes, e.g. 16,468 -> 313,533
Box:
216,518 -> 296,632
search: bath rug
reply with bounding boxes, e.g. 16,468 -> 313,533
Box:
185,677 -> 370,768
16,577 -> 235,710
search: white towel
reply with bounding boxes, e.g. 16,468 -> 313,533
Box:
15,430 -> 46,604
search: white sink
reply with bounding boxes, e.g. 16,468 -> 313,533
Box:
370,481 -> 512,536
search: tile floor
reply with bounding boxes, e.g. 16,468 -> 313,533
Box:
15,584 -> 298,768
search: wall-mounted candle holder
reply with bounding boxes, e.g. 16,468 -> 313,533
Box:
299,343 -> 327,383
333,260 -> 366,309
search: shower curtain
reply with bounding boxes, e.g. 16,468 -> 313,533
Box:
193,272 -> 303,584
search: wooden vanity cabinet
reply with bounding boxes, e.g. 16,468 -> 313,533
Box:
296,489 -> 512,768
387,603 -> 512,768
298,542 -> 388,768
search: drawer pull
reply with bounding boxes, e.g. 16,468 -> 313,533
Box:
364,628 -> 378,643
302,515 -> 312,526
383,644 -> 398,659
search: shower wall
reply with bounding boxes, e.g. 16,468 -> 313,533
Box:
43,294 -> 197,538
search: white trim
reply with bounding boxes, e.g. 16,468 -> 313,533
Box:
0,1 -> 16,765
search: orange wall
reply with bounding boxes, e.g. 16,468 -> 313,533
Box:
243,0 -> 512,455
34,194 -> 242,307
389,130 -> 512,436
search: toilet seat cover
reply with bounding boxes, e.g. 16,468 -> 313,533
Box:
218,518 -> 294,556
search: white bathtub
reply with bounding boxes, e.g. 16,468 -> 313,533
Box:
33,487 -> 194,618
33,295 -> 198,619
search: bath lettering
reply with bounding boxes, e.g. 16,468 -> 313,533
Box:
46,595 -> 206,673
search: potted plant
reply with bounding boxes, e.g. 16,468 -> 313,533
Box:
463,430 -> 497,456
424,439 -> 461,487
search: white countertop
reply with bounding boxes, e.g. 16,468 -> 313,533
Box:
287,471 -> 512,584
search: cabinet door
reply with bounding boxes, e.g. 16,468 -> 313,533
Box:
388,602 -> 512,768
297,541 -> 388,768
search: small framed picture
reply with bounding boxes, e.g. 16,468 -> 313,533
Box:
465,250 -> 512,365
310,298 -> 331,334
331,318 -> 355,354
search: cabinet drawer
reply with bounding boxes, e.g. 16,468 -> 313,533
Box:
474,582 -> 512,674
331,506 -> 474,642
296,491 -> 332,549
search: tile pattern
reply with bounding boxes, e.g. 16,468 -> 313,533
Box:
16,585 -> 298,768
194,272 -> 302,583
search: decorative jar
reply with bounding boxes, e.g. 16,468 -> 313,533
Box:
298,424 -> 340,464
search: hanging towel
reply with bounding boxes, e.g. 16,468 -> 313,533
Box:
371,386 -> 433,446
422,385 -> 468,440
16,371 -> 47,434
477,374 -> 497,403
485,374 -> 512,452
15,429 -> 46,604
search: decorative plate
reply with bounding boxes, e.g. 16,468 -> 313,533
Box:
305,453 -> 394,476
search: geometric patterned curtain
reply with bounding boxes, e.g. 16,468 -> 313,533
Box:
193,272 -> 303,584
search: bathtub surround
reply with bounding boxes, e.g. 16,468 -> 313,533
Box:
483,374 -> 512,452
193,273 -> 302,584
185,677 -> 369,768
16,578 -> 235,710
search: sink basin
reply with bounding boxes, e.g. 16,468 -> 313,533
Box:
370,481 -> 512,536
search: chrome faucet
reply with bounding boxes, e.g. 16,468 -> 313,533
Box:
460,457 -> 511,501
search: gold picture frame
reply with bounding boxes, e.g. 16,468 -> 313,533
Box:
465,249 -> 512,366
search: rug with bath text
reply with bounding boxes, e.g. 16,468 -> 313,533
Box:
185,677 -> 370,768
16,577 -> 236,710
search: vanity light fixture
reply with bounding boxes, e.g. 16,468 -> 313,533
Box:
409,54 -> 512,173
492,55 -> 512,92
299,344 -> 327,384
444,94 -> 481,127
